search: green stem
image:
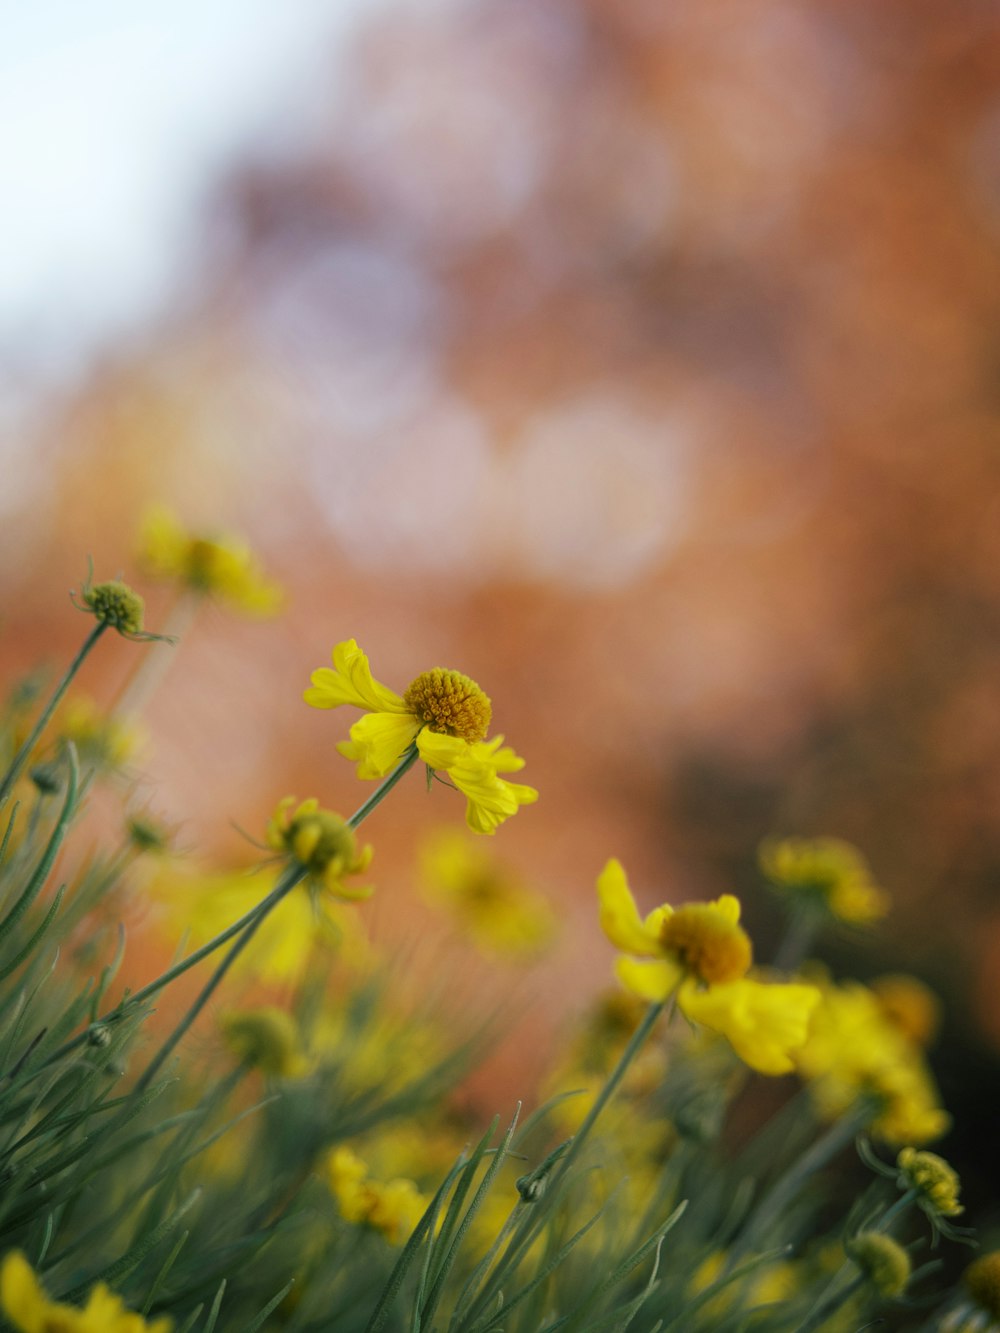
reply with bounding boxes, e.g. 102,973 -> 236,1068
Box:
113,593 -> 198,719
772,906 -> 822,973
793,1272 -> 865,1333
732,1103 -> 874,1260
877,1188 -> 917,1233
0,624 -> 106,807
10,748 -> 424,1085
348,746 -> 420,827
130,862 -> 306,1096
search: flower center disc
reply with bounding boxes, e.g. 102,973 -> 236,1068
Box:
403,669 -> 492,743
660,905 -> 752,985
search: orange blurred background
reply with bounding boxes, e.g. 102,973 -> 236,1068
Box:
3,0 -> 1000,1177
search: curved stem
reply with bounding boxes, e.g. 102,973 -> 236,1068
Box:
113,593 -> 198,719
0,624 -> 106,807
131,863 -> 306,1095
348,746 -> 420,827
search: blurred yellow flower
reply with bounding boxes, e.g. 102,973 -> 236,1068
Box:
419,830 -> 555,959
327,1146 -> 428,1245
0,1250 -> 171,1333
794,975 -> 950,1145
150,864 -> 372,986
305,640 -> 537,834
138,506 -> 283,616
871,973 -> 941,1048
266,797 -> 373,901
59,694 -> 142,769
759,836 -> 889,925
597,859 -> 819,1075
221,1006 -> 309,1078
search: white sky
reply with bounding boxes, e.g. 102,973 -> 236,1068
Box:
0,0 -> 370,370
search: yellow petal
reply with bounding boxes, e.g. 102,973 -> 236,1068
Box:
615,954 -> 684,1002
304,640 -> 408,714
597,859 -> 664,957
417,732 -> 535,833
678,978 -> 820,1076
343,712 -> 422,778
714,894 -> 742,925
137,505 -> 188,577
0,1252 -> 47,1333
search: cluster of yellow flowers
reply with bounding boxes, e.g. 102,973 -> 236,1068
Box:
0,1252 -> 171,1333
327,1145 -> 428,1246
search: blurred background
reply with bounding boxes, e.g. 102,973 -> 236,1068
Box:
2,0 -> 1000,1182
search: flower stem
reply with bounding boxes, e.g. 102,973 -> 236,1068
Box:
793,1272 -> 865,1333
12,747 -> 424,1087
131,862 -> 307,1095
731,1103 -> 874,1260
113,592 -> 198,719
348,746 -> 420,827
0,623 -> 106,807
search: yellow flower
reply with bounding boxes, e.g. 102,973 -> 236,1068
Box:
0,1250 -> 171,1333
597,859 -> 819,1075
419,830 -> 556,959
221,1006 -> 309,1077
138,506 -> 283,615
871,973 -> 941,1047
59,694 -> 142,769
266,797 -> 373,900
327,1146 -> 427,1245
965,1251 -> 1000,1323
759,836 -> 889,925
794,975 -> 950,1145
896,1147 -> 963,1218
150,864 -> 372,985
846,1233 -> 911,1298
304,640 -> 537,834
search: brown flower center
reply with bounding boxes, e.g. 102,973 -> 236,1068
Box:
659,904 -> 752,985
403,669 -> 492,743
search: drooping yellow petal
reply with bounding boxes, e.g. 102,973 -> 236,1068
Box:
304,640 -> 408,714
678,978 -> 820,1075
416,731 -> 537,834
0,1251 -> 46,1333
597,859 -> 664,958
342,711 -> 423,778
615,954 -> 684,1002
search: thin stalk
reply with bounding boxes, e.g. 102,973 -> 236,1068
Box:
113,593 -> 199,719
0,624 -> 106,807
877,1188 -> 918,1233
13,747 -> 423,1084
772,907 -> 823,973
130,863 -> 306,1096
348,746 -> 420,827
793,1271 -> 865,1333
731,1103 -> 874,1259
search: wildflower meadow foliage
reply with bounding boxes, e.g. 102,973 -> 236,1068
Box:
0,520 -> 994,1331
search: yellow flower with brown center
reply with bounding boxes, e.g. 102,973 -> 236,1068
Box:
304,640 -> 537,834
419,829 -> 556,959
138,506 -> 283,615
266,797 -> 373,900
0,1250 -> 172,1332
759,836 -> 889,925
597,859 -> 819,1075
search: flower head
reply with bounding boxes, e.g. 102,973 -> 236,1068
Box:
794,975 -> 950,1145
419,829 -> 556,959
221,1006 -> 309,1077
965,1252 -> 1000,1322
305,640 -> 537,834
0,1250 -> 171,1332
871,973 -> 941,1047
59,694 -> 142,769
138,506 -> 283,615
75,577 -> 149,639
266,797 -> 373,900
327,1146 -> 427,1245
846,1233 -> 911,1298
597,859 -> 819,1075
897,1147 -> 963,1218
759,836 -> 889,925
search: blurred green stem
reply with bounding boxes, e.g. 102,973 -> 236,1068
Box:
0,623 -> 106,808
